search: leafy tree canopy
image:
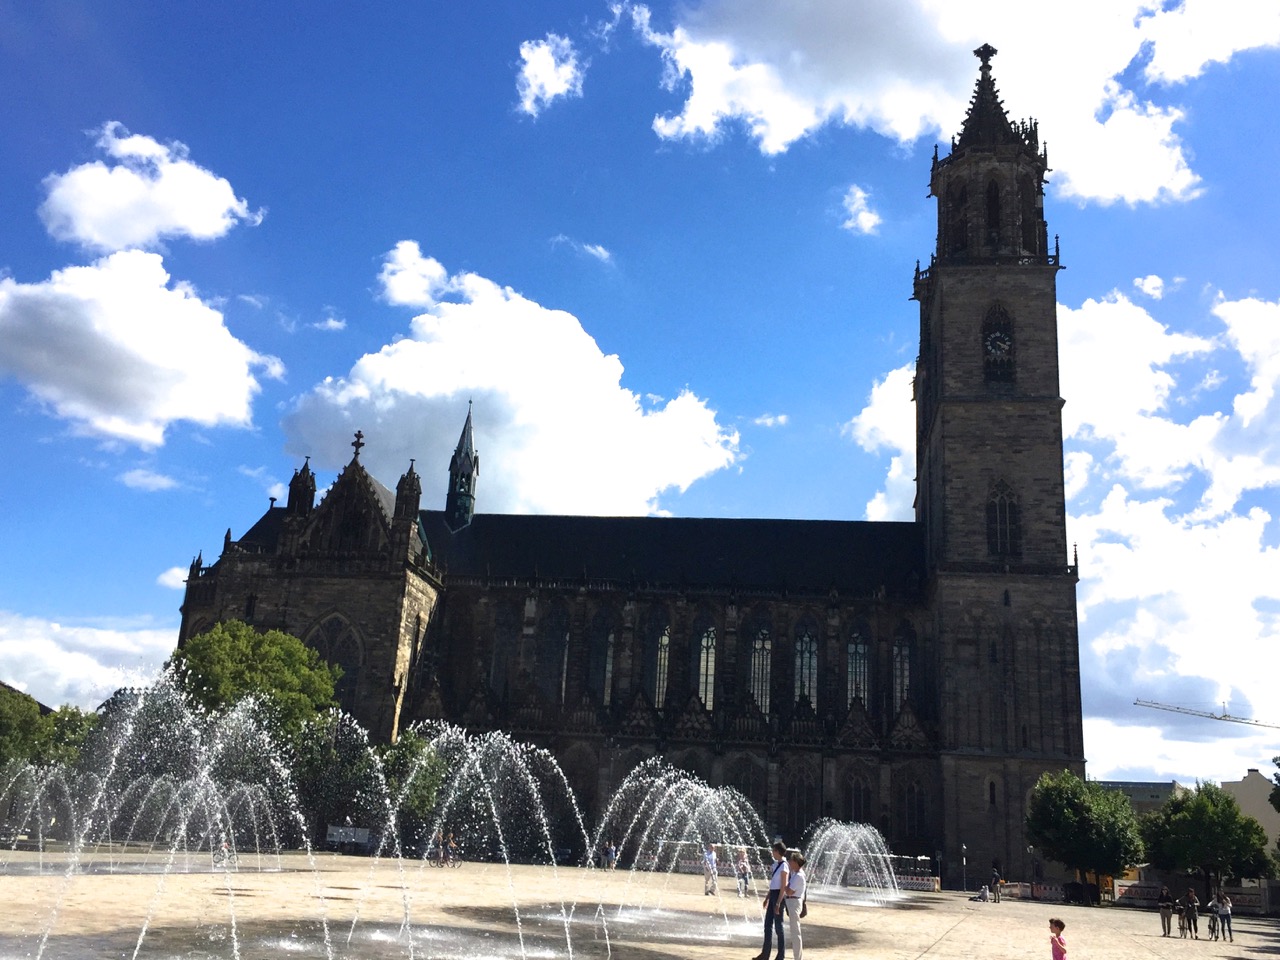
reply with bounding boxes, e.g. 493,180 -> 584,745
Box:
1142,781 -> 1271,888
167,620 -> 339,729
1025,769 -> 1144,882
0,684 -> 46,765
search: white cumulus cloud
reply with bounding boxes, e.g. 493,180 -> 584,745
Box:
0,610 -> 173,709
841,184 -> 882,235
622,0 -> 1279,204
156,566 -> 188,589
517,34 -> 586,117
285,241 -> 739,515
753,413 -> 789,428
40,121 -> 262,252
0,250 -> 283,447
843,363 -> 915,521
119,468 -> 179,492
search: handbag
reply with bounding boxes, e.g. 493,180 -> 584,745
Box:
799,894 -> 808,919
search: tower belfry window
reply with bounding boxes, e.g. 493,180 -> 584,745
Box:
794,624 -> 818,708
987,479 -> 1022,558
986,179 -> 1001,249
750,626 -> 772,715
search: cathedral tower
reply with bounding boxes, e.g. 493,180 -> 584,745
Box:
914,45 -> 1084,882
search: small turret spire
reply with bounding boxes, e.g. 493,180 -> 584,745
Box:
445,403 -> 479,531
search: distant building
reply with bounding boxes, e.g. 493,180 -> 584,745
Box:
178,46 -> 1084,886
1097,780 -> 1188,817
1221,768 -> 1280,845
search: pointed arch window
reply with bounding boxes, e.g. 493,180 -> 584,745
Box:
901,779 -> 926,838
535,601 -> 570,705
987,479 -> 1022,558
794,622 -> 819,708
1019,174 -> 1039,253
846,625 -> 869,708
694,623 -> 717,711
982,304 -> 1015,384
892,625 -> 913,715
946,182 -> 968,255
985,179 -> 1001,248
848,774 -> 873,824
490,601 -> 520,695
749,625 -> 772,715
588,608 -> 618,707
643,610 -> 671,710
309,614 -> 363,705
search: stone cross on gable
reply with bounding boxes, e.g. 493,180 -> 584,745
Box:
352,430 -> 365,458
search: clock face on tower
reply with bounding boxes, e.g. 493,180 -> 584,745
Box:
984,330 -> 1013,357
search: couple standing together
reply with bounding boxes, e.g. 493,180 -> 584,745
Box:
752,841 -> 807,960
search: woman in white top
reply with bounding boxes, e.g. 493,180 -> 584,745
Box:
783,850 -> 807,960
753,841 -> 789,960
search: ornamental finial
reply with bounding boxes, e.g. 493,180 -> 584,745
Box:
974,43 -> 997,69
352,430 -> 365,458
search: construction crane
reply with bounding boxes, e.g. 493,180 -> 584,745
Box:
1133,699 -> 1280,730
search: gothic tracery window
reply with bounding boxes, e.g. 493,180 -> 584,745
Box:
749,625 -> 772,715
987,479 -> 1022,558
695,622 -> 717,711
848,774 -> 873,824
643,609 -> 671,710
846,626 -> 869,708
536,601 -> 570,705
794,622 -> 818,708
490,601 -> 520,695
892,624 -> 913,715
588,608 -> 618,707
309,614 -> 363,704
985,179 -> 1001,248
900,779 -> 926,838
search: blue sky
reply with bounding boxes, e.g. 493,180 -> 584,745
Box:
2,1 -> 1280,788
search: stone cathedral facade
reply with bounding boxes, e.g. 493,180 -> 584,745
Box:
179,48 -> 1084,884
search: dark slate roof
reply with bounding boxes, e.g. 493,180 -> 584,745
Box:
956,44 -> 1018,150
419,511 -> 924,597
238,506 -> 286,552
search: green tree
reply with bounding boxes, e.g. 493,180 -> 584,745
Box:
167,620 -> 340,730
380,728 -> 445,853
1025,769 -> 1144,893
0,684 -> 46,765
31,705 -> 98,767
1142,781 -> 1271,894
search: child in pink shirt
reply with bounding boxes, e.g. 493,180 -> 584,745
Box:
1049,918 -> 1067,960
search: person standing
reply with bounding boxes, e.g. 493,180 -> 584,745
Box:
1219,893 -> 1233,942
1156,885 -> 1174,936
752,841 -> 788,960
1048,918 -> 1067,960
1185,888 -> 1200,939
605,840 -> 617,870
990,865 -> 1002,903
736,847 -> 751,898
704,842 -> 719,896
783,850 -> 807,960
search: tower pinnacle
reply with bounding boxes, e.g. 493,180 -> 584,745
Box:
445,404 -> 479,531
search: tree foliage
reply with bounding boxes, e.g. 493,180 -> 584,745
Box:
0,684 -> 46,765
1025,769 -> 1144,882
0,687 -> 98,768
1142,781 -> 1271,890
167,620 -> 339,729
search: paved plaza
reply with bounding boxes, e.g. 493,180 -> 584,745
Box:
1,851 -> 1275,958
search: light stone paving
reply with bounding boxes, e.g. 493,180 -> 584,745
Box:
0,851 -> 1274,959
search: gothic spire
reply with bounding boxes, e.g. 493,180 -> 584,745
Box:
955,44 -> 1018,150
445,402 -> 479,531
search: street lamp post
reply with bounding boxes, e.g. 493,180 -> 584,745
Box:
962,843 -> 968,893
1027,844 -> 1038,901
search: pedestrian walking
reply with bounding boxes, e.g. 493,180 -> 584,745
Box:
751,841 -> 788,960
783,850 -> 807,960
1156,885 -> 1174,936
703,842 -> 719,896
1185,888 -> 1200,939
1219,893 -> 1233,942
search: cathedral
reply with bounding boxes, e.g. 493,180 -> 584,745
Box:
179,47 -> 1085,885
